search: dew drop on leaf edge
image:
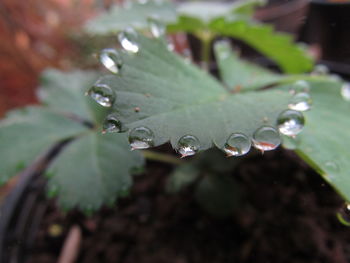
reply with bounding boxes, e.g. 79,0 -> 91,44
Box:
312,64 -> 329,76
252,126 -> 281,152
87,83 -> 116,107
223,133 -> 251,157
277,109 -> 305,137
177,135 -> 200,158
118,28 -> 140,54
129,127 -> 154,150
99,48 -> 123,74
147,17 -> 166,38
337,203 -> 350,226
289,80 -> 310,95
341,82 -> 350,101
102,114 -> 123,133
288,92 -> 312,112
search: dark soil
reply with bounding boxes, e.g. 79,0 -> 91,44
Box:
26,149 -> 350,263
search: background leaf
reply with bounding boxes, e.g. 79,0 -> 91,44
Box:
209,17 -> 313,73
0,107 -> 87,183
99,35 -> 292,153
47,132 -> 144,211
291,81 -> 350,202
85,1 -> 177,35
38,69 -> 106,123
214,40 -> 283,91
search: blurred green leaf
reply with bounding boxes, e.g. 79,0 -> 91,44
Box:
0,107 -> 87,183
166,163 -> 200,193
195,173 -> 239,217
47,132 -> 144,210
85,0 -> 177,35
214,40 -> 283,91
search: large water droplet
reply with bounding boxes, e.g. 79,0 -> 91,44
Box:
252,126 -> 281,152
290,80 -> 310,94
325,161 -> 339,173
118,28 -> 139,53
277,109 -> 305,137
99,48 -> 122,74
102,114 -> 123,133
288,92 -> 312,112
337,203 -> 350,226
177,135 -> 200,157
148,17 -> 165,38
312,64 -> 329,75
129,127 -> 154,149
87,83 -> 116,107
223,133 -> 251,157
341,82 -> 350,101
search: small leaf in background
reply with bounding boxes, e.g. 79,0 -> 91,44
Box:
98,35 -> 293,155
0,69 -> 145,211
0,107 -> 87,183
168,0 -> 313,74
84,1 -> 177,35
195,173 -> 239,217
47,132 -> 144,211
214,40 -> 283,92
166,163 -> 200,193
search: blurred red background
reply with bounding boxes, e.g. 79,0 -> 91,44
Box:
0,0 -> 101,116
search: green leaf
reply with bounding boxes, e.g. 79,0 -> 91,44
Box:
47,132 -> 144,210
99,35 -> 292,153
85,1 -> 177,35
209,17 -> 313,73
195,173 -> 239,217
168,1 -> 313,74
214,40 -> 283,91
175,0 -> 265,22
0,107 -> 87,183
291,81 -> 350,202
38,69 -> 106,124
166,163 -> 199,193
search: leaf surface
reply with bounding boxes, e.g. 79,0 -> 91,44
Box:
291,81 -> 350,201
85,1 -> 177,35
0,107 -> 87,183
47,132 -> 144,210
99,35 -> 292,153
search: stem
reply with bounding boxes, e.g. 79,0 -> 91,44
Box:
197,31 -> 214,71
142,150 -> 184,165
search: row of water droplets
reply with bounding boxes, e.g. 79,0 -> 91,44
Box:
86,25 -> 314,157
89,80 -> 312,158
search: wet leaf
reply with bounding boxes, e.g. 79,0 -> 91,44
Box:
98,35 -> 292,154
85,0 -> 177,35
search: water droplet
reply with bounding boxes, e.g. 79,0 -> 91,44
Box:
277,109 -> 305,137
118,28 -> 139,53
252,126 -> 281,152
87,83 -> 116,107
330,74 -> 342,82
223,133 -> 251,157
312,64 -> 329,75
288,92 -> 312,112
102,114 -> 123,133
325,161 -> 339,173
337,203 -> 350,226
99,48 -> 122,74
289,80 -> 310,94
129,127 -> 154,149
177,135 -> 200,157
148,17 -> 165,38
341,82 -> 350,101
